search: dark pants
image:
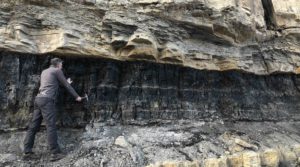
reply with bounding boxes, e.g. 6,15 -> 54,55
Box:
23,97 -> 61,154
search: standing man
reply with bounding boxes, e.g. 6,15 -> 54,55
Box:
23,58 -> 83,161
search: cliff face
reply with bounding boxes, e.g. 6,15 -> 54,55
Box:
1,0 -> 300,166
1,0 -> 300,129
1,52 -> 300,130
0,0 -> 300,75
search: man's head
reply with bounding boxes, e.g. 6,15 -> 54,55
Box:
50,58 -> 63,69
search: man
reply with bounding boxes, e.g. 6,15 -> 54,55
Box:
23,58 -> 83,161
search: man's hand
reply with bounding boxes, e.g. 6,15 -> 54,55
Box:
76,96 -> 82,102
67,78 -> 73,84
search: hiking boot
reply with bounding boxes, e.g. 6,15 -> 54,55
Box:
50,152 -> 66,162
22,152 -> 40,160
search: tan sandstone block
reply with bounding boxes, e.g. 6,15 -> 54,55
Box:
260,149 -> 279,167
272,0 -> 300,27
204,158 -> 220,167
183,161 -> 200,167
243,151 -> 261,167
227,154 -> 243,167
162,161 -> 178,167
204,157 -> 227,167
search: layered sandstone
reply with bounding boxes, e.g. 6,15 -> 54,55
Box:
0,1 -> 300,167
0,0 -> 300,75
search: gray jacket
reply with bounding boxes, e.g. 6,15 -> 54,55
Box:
36,66 -> 79,100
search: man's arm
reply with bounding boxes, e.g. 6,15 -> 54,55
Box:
55,69 -> 80,99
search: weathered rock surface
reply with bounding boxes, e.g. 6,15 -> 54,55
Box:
1,1 -> 300,167
1,52 -> 300,130
0,0 -> 300,74
0,121 -> 299,167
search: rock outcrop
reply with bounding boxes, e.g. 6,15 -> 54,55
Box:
0,121 -> 299,167
1,52 -> 300,130
0,0 -> 300,75
1,0 -> 300,167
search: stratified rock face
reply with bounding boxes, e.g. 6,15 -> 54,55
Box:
1,52 -> 300,130
1,1 -> 300,166
272,0 -> 300,28
0,0 -> 300,75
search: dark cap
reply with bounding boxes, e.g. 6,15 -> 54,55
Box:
50,58 -> 63,67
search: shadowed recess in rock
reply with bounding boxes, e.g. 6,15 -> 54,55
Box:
0,52 -> 300,130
